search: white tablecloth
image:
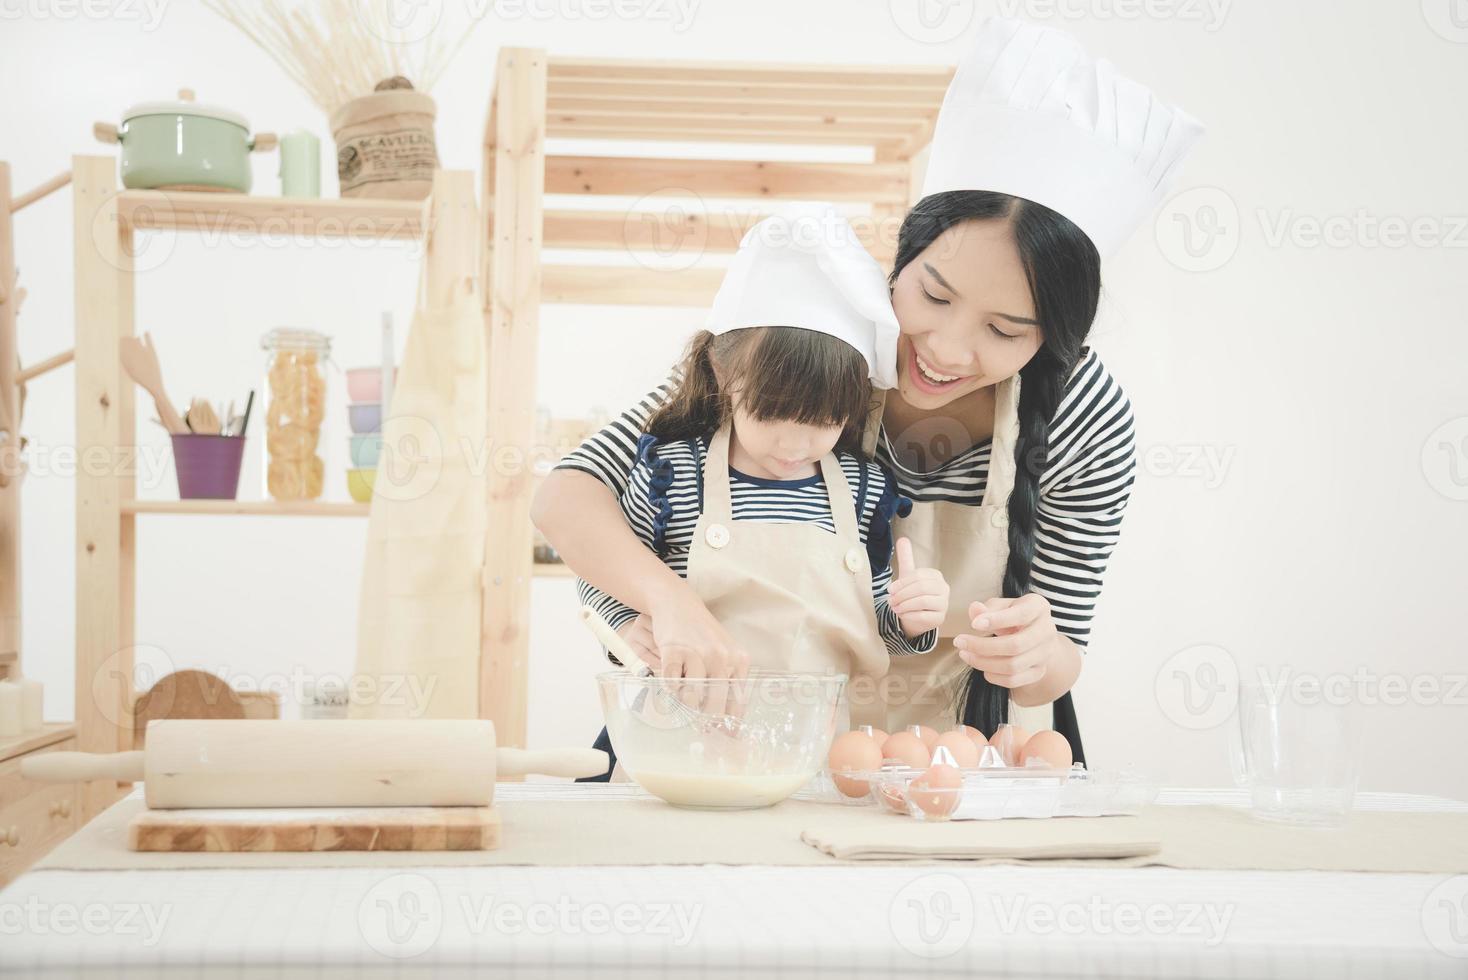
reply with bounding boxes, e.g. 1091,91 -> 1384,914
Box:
1,786 -> 1465,979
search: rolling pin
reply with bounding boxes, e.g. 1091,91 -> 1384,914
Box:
21,719 -> 607,809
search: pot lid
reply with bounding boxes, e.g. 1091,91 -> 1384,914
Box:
122,88 -> 249,130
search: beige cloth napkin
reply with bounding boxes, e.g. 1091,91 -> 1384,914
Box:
806,803 -> 1468,872
802,814 -> 1159,861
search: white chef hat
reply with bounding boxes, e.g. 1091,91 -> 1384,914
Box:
705,202 -> 900,389
921,17 -> 1204,257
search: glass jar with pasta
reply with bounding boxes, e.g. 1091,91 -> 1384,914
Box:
260,327 -> 331,502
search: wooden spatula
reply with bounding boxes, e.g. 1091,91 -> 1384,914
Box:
119,332 -> 186,434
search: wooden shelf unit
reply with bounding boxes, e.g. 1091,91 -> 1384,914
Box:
478,51 -> 946,746
71,160 -> 480,823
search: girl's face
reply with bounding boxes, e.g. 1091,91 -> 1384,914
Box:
729,399 -> 844,480
889,218 -> 1045,411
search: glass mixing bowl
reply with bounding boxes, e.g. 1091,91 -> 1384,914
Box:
596,670 -> 846,810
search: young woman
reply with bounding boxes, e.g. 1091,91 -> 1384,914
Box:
534,18 -> 1203,761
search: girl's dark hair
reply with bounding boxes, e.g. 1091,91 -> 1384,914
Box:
647,326 -> 874,455
888,191 -> 1100,761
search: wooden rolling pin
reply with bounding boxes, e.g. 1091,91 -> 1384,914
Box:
22,719 -> 606,809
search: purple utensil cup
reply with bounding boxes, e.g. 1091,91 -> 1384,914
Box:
171,433 -> 245,499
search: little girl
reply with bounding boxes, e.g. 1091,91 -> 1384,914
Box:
570,206 -> 951,774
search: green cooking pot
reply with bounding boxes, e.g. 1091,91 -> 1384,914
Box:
94,88 -> 276,193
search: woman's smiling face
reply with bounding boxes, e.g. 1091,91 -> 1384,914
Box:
889,218 -> 1045,410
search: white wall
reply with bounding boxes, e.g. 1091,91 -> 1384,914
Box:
2,0 -> 1465,799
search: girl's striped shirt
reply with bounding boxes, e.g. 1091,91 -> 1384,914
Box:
559,346 -> 1136,651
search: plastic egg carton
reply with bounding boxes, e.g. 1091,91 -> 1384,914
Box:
797,762 -> 1157,821
900,765 -> 1158,822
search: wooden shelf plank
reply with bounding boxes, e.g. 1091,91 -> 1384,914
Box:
546,157 -> 910,204
542,265 -> 724,307
547,56 -> 954,90
548,79 -> 945,109
123,500 -> 370,517
0,723 -> 76,764
115,190 -> 426,241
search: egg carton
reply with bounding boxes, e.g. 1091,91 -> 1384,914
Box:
797,762 -> 1157,821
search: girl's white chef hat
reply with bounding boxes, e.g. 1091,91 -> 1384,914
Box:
705,202 -> 900,389
921,17 -> 1204,257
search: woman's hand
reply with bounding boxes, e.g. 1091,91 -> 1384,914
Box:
887,537 -> 950,638
614,614 -> 661,672
952,595 -> 1059,690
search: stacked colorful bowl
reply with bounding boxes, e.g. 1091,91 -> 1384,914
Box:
345,367 -> 392,502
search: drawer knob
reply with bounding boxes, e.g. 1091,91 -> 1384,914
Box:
48,799 -> 72,819
1,826 -> 19,847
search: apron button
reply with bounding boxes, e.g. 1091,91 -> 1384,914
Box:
844,547 -> 864,573
705,524 -> 730,549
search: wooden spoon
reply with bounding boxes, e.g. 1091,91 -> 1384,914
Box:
187,398 -> 220,435
119,332 -> 186,433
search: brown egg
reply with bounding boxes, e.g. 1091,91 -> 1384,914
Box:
858,725 -> 889,754
881,731 -> 932,769
909,763 -> 963,819
1019,729 -> 1073,771
934,731 -> 980,768
828,730 -> 882,798
908,725 -> 940,751
955,724 -> 988,750
991,724 -> 1030,767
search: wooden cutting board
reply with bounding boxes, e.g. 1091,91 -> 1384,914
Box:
128,806 -> 501,852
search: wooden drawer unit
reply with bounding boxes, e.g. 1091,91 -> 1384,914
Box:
0,730 -> 81,888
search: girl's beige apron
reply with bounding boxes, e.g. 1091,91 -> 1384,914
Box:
683,423 -> 891,727
859,374 -> 1053,733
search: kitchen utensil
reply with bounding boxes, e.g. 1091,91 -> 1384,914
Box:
119,332 -> 186,433
597,670 -> 845,810
349,433 -> 382,468
133,670 -> 245,749
187,398 -> 220,435
171,433 -> 245,499
346,466 -> 375,502
236,389 -> 255,437
95,88 -> 276,193
128,804 -> 500,852
1231,682 -> 1363,827
278,130 -> 321,198
22,719 -> 608,808
381,311 -> 395,413
348,401 -> 381,434
577,605 -> 746,739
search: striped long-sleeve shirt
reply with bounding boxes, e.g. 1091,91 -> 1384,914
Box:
576,433 -> 939,663
557,346 -> 1136,651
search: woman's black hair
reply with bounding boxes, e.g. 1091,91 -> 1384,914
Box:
887,190 -> 1100,763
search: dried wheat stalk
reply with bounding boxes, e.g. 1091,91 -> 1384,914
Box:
204,0 -> 479,116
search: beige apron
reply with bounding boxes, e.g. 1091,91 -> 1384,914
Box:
858,374 -> 1053,733
683,423 -> 890,719
350,276 -> 487,720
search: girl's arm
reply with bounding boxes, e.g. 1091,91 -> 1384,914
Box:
532,382 -> 748,680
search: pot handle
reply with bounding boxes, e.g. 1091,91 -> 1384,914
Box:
250,132 -> 278,153
93,121 -> 120,144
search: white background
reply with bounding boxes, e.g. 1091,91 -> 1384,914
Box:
2,0 -> 1465,800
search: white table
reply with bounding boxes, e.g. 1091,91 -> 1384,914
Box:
0,786 -> 1464,979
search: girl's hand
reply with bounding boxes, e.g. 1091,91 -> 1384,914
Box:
952,595 -> 1057,689
646,581 -> 750,683
614,614 -> 661,672
887,537 -> 950,638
